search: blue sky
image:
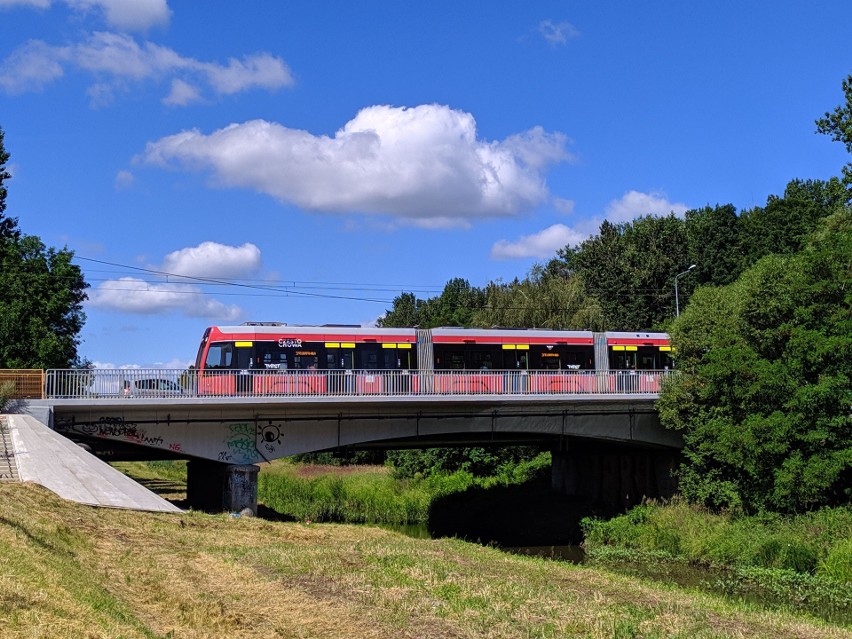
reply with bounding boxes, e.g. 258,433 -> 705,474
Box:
1,0 -> 850,369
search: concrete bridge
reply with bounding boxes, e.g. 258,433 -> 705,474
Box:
16,369 -> 682,514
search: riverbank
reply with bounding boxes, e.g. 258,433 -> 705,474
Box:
1,481 -> 847,638
112,460 -> 852,627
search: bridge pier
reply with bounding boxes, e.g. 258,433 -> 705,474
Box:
186,459 -> 259,515
551,448 -> 679,511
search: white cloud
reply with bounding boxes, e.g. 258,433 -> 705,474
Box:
88,276 -> 243,319
114,169 -> 134,189
163,78 -> 202,106
161,241 -> 261,279
0,31 -> 293,103
490,224 -> 584,260
139,105 -> 571,224
67,0 -> 171,31
87,241 -> 260,318
0,0 -> 171,30
0,40 -> 65,93
604,190 -> 689,223
490,190 -> 690,259
538,20 -> 579,46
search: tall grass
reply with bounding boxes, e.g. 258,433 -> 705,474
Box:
257,453 -> 552,525
582,500 -> 852,582
259,466 -> 434,524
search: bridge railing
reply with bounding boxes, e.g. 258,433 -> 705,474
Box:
44,368 -> 672,399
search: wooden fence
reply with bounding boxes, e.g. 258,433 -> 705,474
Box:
0,370 -> 44,400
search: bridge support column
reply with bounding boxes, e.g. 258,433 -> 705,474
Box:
551,449 -> 679,511
186,459 -> 259,515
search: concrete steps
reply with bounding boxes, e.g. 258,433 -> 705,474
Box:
0,416 -> 20,481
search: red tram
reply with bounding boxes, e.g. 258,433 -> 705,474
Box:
193,323 -> 673,395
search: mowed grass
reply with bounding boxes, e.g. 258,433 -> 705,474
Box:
1,483 -> 850,638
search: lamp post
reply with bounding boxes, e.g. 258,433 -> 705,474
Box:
674,264 -> 696,317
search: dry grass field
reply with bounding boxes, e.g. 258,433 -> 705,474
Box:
0,482 -> 848,639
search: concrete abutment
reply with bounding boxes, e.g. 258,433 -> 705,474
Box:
186,459 -> 259,515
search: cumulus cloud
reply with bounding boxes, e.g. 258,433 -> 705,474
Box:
161,242 -> 261,279
491,224 -> 584,260
87,241 -> 260,319
0,31 -> 293,102
490,190 -> 690,259
0,0 -> 171,30
138,105 -> 571,224
87,277 -> 243,319
538,20 -> 579,46
603,190 -> 689,223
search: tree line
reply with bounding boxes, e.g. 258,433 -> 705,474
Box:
379,74 -> 852,513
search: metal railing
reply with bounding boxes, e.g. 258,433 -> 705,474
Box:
44,368 -> 671,400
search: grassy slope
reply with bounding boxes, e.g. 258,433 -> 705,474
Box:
0,483 -> 849,639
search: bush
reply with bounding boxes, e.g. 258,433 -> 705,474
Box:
582,502 -> 852,580
0,380 -> 14,411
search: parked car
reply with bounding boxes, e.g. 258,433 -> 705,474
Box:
122,378 -> 183,397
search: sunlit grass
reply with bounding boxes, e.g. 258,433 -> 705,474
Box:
0,482 -> 848,638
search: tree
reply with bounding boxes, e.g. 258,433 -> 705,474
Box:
0,128 -> 20,241
558,214 -> 690,329
816,72 -> 852,187
377,292 -> 425,328
473,264 -> 604,330
658,208 -> 852,513
739,178 -> 849,266
378,279 -> 485,329
685,204 -> 742,287
0,127 -> 89,368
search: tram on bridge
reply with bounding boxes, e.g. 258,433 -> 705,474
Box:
192,323 -> 672,396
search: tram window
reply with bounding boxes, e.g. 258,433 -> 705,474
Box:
449,352 -> 466,370
609,351 -> 635,370
471,351 -> 493,370
539,353 -> 561,370
383,351 -> 397,369
294,351 -> 319,370
562,350 -> 591,370
205,343 -> 232,369
324,349 -> 354,370
638,354 -> 656,370
256,346 -> 288,370
360,348 -> 380,370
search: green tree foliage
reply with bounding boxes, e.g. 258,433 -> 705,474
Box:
816,72 -> 852,186
739,178 -> 849,266
558,214 -> 690,329
376,292 -> 425,328
685,204 -> 742,286
658,208 -> 852,513
0,127 -> 89,368
386,446 -> 543,479
378,279 -> 485,328
473,264 -> 605,330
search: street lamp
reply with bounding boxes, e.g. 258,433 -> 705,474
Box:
674,264 -> 696,317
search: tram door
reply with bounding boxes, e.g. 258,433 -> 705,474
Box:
325,342 -> 355,393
